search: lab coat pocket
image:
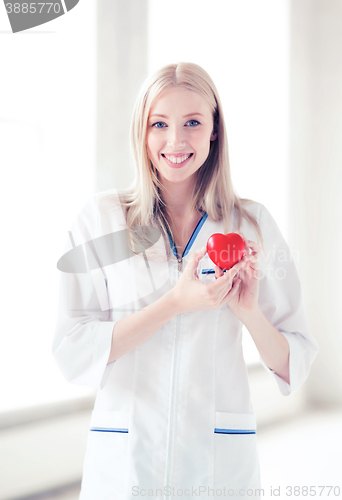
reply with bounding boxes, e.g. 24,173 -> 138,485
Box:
80,410 -> 129,496
214,412 -> 260,491
200,272 -> 216,285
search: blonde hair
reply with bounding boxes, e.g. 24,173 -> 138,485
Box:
98,62 -> 264,258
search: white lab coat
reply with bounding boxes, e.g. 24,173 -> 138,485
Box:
52,189 -> 319,500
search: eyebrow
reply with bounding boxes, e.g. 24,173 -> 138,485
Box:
149,112 -> 205,119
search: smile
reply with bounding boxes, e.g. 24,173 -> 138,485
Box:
162,153 -> 193,165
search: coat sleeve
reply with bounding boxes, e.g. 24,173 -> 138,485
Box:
256,204 -> 319,396
51,196 -> 117,390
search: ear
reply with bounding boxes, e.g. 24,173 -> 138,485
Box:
210,130 -> 218,141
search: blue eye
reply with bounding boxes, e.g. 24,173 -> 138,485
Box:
152,122 -> 167,128
186,120 -> 200,127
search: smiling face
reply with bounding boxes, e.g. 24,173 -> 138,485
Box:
146,87 -> 217,187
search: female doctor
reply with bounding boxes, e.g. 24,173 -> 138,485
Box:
52,62 -> 319,500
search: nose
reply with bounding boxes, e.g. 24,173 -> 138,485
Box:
166,125 -> 187,150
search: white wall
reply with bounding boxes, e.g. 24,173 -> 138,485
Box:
96,0 -> 148,192
288,0 -> 342,405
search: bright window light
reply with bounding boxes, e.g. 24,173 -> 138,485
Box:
0,1 -> 97,411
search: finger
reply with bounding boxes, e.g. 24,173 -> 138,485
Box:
195,245 -> 208,257
248,265 -> 260,280
242,254 -> 256,268
225,255 -> 248,278
243,260 -> 260,279
185,246 -> 208,279
214,264 -> 243,292
214,265 -> 224,280
227,278 -> 241,299
234,257 -> 255,280
245,244 -> 260,268
238,233 -> 261,259
214,268 -> 241,296
242,240 -> 261,254
190,246 -> 208,267
237,232 -> 250,256
220,278 -> 241,305
212,251 -> 249,291
209,269 -> 234,295
246,239 -> 261,256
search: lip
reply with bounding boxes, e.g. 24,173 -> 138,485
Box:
161,153 -> 193,169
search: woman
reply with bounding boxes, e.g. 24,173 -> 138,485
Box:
52,62 -> 319,499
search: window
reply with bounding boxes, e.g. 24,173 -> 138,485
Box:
0,1 -> 97,412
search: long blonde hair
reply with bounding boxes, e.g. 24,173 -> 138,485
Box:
98,62 -> 264,258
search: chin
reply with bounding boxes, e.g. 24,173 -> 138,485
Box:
155,163 -> 200,185
163,170 -> 193,180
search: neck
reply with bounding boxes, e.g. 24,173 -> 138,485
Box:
160,177 -> 196,218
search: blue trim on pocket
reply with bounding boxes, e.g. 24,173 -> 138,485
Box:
201,268 -> 228,274
214,428 -> 256,434
90,427 -> 129,433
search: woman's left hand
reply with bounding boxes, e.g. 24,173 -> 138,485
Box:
214,233 -> 261,321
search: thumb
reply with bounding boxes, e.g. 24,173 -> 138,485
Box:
186,246 -> 207,278
193,245 -> 207,262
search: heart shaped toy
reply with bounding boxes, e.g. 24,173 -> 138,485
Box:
206,233 -> 245,270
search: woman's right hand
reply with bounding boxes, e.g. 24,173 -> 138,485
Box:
170,246 -> 249,314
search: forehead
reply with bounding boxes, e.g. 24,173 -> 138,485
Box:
149,87 -> 212,115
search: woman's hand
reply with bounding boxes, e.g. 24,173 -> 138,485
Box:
214,233 -> 261,321
171,246 -> 250,314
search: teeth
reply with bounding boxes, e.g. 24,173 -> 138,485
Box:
164,154 -> 191,164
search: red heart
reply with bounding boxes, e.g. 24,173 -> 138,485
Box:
206,233 -> 245,270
